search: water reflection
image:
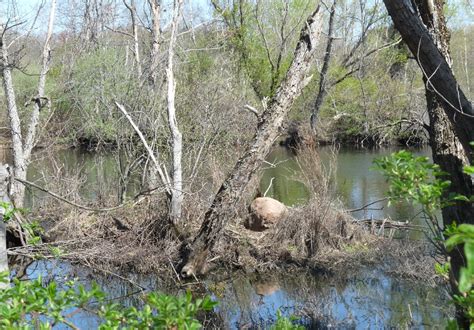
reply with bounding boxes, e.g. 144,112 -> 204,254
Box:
18,260 -> 452,329
328,146 -> 431,222
216,270 -> 451,329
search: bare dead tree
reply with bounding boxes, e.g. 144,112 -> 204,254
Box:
115,102 -> 172,197
166,0 -> 184,223
310,0 -> 336,131
180,5 -> 324,277
147,0 -> 162,87
0,0 -> 57,208
123,0 -> 142,77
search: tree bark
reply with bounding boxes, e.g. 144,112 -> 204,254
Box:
180,6 -> 324,277
0,0 -> 56,208
384,0 -> 473,326
1,34 -> 27,208
310,0 -> 336,131
147,0 -> 162,87
124,0 -> 142,78
166,0 -> 184,223
0,165 -> 10,281
383,0 -> 474,154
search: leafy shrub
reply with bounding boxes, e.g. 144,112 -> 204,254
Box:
0,272 -> 217,329
374,150 -> 474,327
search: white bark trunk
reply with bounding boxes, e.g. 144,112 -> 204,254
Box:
0,164 -> 10,279
24,0 -> 57,160
167,0 -> 183,223
148,0 -> 161,86
124,0 -> 142,78
0,0 -> 56,208
1,35 -> 26,208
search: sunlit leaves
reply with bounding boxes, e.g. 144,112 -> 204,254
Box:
373,150 -> 450,215
0,272 -> 216,329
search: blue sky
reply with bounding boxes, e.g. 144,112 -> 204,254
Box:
10,0 -> 474,27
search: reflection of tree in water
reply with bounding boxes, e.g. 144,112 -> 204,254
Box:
218,270 -> 452,328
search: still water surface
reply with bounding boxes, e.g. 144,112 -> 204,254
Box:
4,145 -> 451,328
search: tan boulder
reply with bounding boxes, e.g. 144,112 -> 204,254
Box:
246,197 -> 288,231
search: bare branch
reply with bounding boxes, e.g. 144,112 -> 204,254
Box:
115,102 -> 171,195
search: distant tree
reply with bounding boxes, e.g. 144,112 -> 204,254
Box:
0,0 -> 57,208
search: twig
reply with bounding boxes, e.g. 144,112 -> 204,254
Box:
115,102 -> 171,195
263,177 -> 274,197
168,257 -> 181,284
13,177 -> 157,212
346,197 -> 387,213
243,104 -> 261,120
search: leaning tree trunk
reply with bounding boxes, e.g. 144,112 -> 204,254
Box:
383,0 -> 474,152
384,0 -> 474,326
310,0 -> 336,131
180,6 -> 324,277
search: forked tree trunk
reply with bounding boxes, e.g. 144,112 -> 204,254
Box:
0,45 -> 26,208
180,6 -> 324,277
384,0 -> 473,326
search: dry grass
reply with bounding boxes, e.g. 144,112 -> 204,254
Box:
268,146 -> 367,258
214,146 -> 442,285
16,145 -> 441,286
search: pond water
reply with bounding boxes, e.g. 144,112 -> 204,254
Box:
260,145 -> 429,220
22,259 -> 451,329
3,144 -> 452,328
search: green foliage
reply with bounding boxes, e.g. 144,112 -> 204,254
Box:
374,150 -> 474,327
0,272 -> 105,329
22,220 -> 45,246
373,150 -> 450,215
0,202 -> 15,222
99,291 -> 217,329
57,47 -> 140,143
0,272 -> 217,329
435,261 -> 451,280
214,0 -> 316,98
445,223 -> 474,326
270,310 -> 304,330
